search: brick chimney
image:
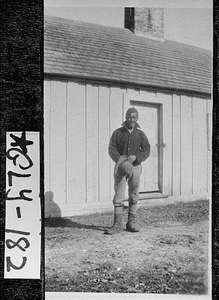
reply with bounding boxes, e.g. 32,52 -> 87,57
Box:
124,7 -> 164,39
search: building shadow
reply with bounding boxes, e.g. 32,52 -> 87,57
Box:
45,217 -> 107,231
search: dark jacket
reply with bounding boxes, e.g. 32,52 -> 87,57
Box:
108,122 -> 150,166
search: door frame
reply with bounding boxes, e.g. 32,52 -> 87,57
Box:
130,100 -> 163,194
123,92 -> 166,198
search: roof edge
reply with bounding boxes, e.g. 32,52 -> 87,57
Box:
44,73 -> 212,99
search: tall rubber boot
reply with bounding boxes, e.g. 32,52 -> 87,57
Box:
126,203 -> 139,232
105,205 -> 123,235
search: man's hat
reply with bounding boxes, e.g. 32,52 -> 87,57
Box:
115,156 -> 133,178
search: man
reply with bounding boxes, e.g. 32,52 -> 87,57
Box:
105,107 -> 150,235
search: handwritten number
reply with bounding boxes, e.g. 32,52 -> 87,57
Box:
6,237 -> 30,252
5,133 -> 35,275
7,171 -> 31,187
6,189 -> 33,201
6,256 -> 27,272
5,229 -> 30,235
6,148 -> 33,170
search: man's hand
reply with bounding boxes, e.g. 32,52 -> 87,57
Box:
127,155 -> 136,164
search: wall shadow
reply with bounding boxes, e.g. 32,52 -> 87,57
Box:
44,217 -> 106,231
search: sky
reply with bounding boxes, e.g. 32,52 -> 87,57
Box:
44,0 -> 213,51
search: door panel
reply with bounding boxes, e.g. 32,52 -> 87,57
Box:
130,101 -> 161,193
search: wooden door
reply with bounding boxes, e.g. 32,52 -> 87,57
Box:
130,100 -> 162,193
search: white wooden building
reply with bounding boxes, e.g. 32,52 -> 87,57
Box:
44,15 -> 212,217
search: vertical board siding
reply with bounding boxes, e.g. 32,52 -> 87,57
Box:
86,85 -> 99,202
44,78 -> 211,217
207,99 -> 212,152
44,80 -> 51,216
44,80 -> 51,193
109,87 -> 124,200
110,87 -> 124,131
50,81 -> 67,204
192,97 -> 208,194
139,90 -> 163,104
181,96 -> 193,195
66,82 -> 86,204
207,99 -> 212,194
172,94 -> 181,195
158,93 -> 172,195
124,89 -> 140,117
99,86 -> 111,202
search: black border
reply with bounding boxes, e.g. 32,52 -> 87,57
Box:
0,0 -> 218,299
0,1 -> 44,299
212,1 -> 219,298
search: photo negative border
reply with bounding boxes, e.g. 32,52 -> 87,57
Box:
0,0 -> 44,299
213,0 -> 219,298
0,0 -> 218,299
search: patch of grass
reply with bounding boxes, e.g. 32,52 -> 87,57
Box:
46,260 -> 208,294
138,199 -> 209,226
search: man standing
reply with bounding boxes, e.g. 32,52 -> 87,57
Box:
105,107 -> 150,235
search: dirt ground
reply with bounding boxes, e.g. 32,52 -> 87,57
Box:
45,199 -> 210,294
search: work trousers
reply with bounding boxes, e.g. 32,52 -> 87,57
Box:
113,164 -> 142,207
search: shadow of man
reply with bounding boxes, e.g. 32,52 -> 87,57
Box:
45,191 -> 61,218
44,191 -> 108,232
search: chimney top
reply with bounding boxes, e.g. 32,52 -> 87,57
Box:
125,7 -> 164,40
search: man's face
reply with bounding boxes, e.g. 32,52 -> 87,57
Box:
126,112 -> 138,129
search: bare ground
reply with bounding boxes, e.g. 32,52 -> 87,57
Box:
45,199 -> 210,294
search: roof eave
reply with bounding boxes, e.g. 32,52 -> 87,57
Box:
44,72 -> 212,99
